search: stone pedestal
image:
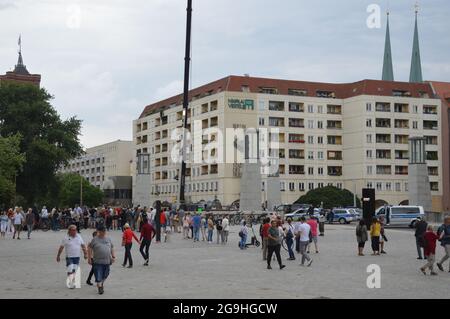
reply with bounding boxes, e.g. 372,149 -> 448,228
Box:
133,174 -> 152,208
408,163 -> 432,212
266,176 -> 281,211
240,162 -> 262,212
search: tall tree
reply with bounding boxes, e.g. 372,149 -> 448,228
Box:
0,134 -> 26,207
295,186 -> 361,209
0,82 -> 83,205
57,174 -> 104,208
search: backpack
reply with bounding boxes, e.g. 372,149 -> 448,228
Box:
238,230 -> 244,238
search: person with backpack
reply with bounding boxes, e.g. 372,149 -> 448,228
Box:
215,216 -> 223,244
356,220 -> 368,256
420,225 -> 439,276
414,217 -> 428,259
284,218 -> 295,260
436,216 -> 450,272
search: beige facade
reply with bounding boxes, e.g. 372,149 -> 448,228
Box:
133,76 -> 443,211
60,140 -> 133,189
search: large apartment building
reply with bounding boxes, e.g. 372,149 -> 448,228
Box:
60,140 -> 133,206
133,75 -> 443,212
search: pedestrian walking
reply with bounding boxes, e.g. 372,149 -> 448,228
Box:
420,225 -> 439,276
436,216 -> 450,272
12,208 -> 24,240
121,223 -> 141,268
370,217 -> 381,255
356,220 -> 368,256
25,208 -> 35,239
284,218 -> 295,260
222,215 -> 229,244
318,213 -> 326,236
307,217 -> 319,254
0,211 -> 8,238
182,213 -> 191,239
192,213 -> 201,242
56,225 -> 88,289
207,215 -> 214,243
379,215 -> 388,254
215,216 -> 223,244
238,221 -> 248,250
414,217 -> 428,259
261,218 -> 271,260
267,219 -> 286,270
295,217 -> 313,267
86,231 -> 98,286
139,217 -> 155,266
200,215 -> 207,241
87,226 -> 115,294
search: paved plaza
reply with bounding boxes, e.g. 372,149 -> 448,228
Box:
0,224 -> 449,299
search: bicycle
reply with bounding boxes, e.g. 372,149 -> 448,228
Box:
38,218 -> 51,232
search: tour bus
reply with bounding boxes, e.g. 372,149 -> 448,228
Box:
375,205 -> 425,228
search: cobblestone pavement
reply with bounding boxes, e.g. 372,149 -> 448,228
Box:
0,224 -> 449,299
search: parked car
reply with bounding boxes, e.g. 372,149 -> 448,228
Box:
285,208 -> 320,221
375,205 -> 424,228
345,207 -> 362,221
331,208 -> 357,224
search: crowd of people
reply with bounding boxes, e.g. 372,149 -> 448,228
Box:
2,203 -> 450,294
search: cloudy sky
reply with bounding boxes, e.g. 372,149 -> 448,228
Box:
1,0 -> 449,148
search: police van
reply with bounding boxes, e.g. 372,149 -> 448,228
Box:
375,205 -> 425,228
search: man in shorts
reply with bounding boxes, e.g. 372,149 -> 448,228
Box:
56,225 -> 87,289
88,225 -> 115,295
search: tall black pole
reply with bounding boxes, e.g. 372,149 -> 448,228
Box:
179,0 -> 192,208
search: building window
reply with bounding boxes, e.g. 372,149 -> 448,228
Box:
318,167 -> 324,175
366,134 -> 372,143
318,136 -> 323,144
395,182 -> 401,192
259,117 -> 265,126
280,182 -> 285,192
367,182 -> 373,189
386,182 -> 392,191
367,166 -> 373,175
308,136 -> 314,144
308,151 -> 314,160
412,121 -> 418,129
308,105 -> 314,113
413,105 -> 418,113
366,150 -> 373,159
317,121 -> 323,129
308,167 -> 314,175
258,101 -> 266,111
337,183 -> 343,189
299,183 -> 305,191
318,151 -> 324,160
376,182 -> 382,191
366,103 -> 372,112
308,183 -> 314,190
308,120 -> 314,129
317,105 -> 323,114
366,119 -> 372,128
289,182 -> 295,191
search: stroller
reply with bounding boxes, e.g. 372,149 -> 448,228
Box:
238,224 -> 261,248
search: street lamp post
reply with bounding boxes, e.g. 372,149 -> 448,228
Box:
179,0 -> 193,209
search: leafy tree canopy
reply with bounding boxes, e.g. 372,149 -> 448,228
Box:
0,83 -> 83,206
295,186 -> 361,209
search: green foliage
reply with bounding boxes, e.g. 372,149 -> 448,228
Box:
295,186 -> 361,209
0,82 -> 83,205
0,134 -> 26,207
56,173 -> 104,208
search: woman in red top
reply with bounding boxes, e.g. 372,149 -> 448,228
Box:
420,225 -> 440,276
122,223 -> 141,268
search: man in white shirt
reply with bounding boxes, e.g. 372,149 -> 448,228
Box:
221,216 -> 229,244
56,225 -> 88,289
295,217 -> 313,267
41,206 -> 49,219
12,208 -> 25,240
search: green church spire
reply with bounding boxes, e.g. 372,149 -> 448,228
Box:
382,11 -> 394,81
409,4 -> 423,83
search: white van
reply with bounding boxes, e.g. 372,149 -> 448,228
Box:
375,205 -> 425,228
